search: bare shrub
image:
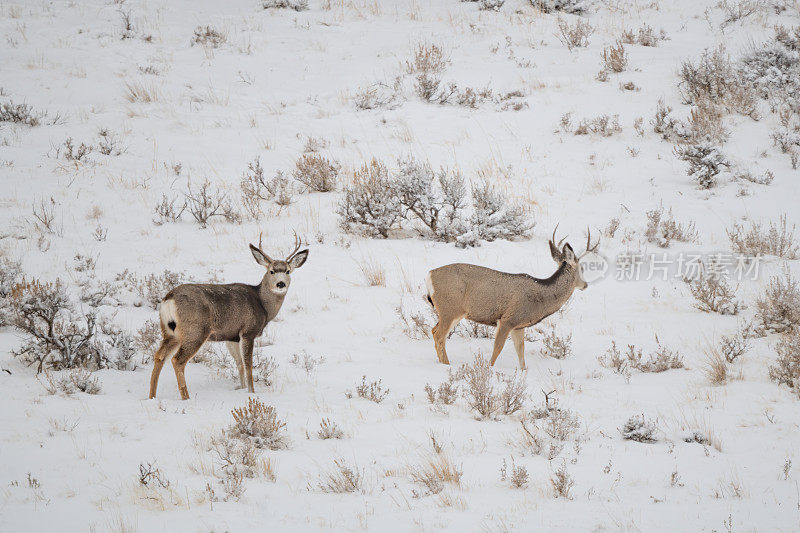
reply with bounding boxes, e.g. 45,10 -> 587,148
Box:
406,43 -> 449,76
599,340 -> 683,374
191,26 -> 226,48
555,17 -> 594,50
755,268 -> 800,333
674,137 -> 730,189
262,0 -> 309,10
153,194 -> 185,225
769,330 -> 800,397
58,137 -> 93,162
96,129 -> 125,156
678,47 -> 757,116
292,154 -> 339,192
240,158 -> 295,219
685,258 -> 740,315
727,215 -> 798,258
597,341 -> 630,376
550,463 -> 574,498
718,0 -> 766,27
316,459 -> 363,493
687,102 -> 729,144
601,42 -> 628,73
574,114 -> 622,136
40,368 -> 101,395
620,414 -> 658,442
720,324 -> 751,363
318,418 -> 344,440
0,101 -> 44,126
410,453 -> 462,495
355,376 -> 389,403
397,295 -> 435,339
134,319 -> 161,357
230,397 -> 289,450
337,160 -> 402,238
185,179 -> 239,227
460,355 -> 527,418
138,462 -> 169,490
499,458 -> 529,489
540,325 -> 572,359
770,109 -> 800,169
424,373 -> 460,406
645,206 -> 698,247
353,81 -> 403,110
288,351 -> 325,374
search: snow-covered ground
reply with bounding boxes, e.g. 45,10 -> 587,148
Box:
2,0 -> 799,530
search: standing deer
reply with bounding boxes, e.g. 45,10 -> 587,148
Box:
148,234 -> 309,400
425,227 -> 599,370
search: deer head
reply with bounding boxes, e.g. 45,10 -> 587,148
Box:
249,232 -> 309,296
548,225 -> 600,291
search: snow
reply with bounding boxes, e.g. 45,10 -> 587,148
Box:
1,0 -> 799,531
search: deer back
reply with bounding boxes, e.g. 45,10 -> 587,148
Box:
166,283 -> 270,342
428,262 -> 579,328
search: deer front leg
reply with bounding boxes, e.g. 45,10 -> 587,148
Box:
510,328 -> 526,371
489,321 -> 513,366
239,337 -> 255,393
226,341 -> 246,389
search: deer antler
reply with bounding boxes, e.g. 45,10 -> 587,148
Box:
549,223 -> 568,248
582,226 -> 600,256
285,230 -> 302,261
254,232 -> 275,262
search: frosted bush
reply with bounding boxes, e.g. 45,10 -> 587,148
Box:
337,160 -> 402,238
727,215 -> 798,259
674,137 -> 730,188
620,414 -> 658,442
769,330 -> 800,398
755,268 -> 800,333
461,181 -> 532,247
261,0 -> 308,10
530,0 -> 593,14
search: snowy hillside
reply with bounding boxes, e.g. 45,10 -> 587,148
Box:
1,0 -> 800,530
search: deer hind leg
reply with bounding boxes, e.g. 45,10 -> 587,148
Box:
239,337 -> 255,393
226,341 -> 246,389
432,313 -> 462,365
511,328 -> 526,371
149,337 -> 180,399
489,321 -> 513,366
171,336 -> 207,400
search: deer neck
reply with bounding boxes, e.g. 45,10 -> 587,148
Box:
537,262 -> 578,317
257,281 -> 286,322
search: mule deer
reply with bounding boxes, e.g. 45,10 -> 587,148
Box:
148,234 -> 309,400
425,227 -> 598,370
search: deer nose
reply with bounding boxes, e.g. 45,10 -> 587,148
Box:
276,281 -> 286,289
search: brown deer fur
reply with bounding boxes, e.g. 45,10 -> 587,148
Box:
426,228 -> 597,370
148,235 -> 308,400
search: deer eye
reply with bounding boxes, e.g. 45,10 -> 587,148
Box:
269,270 -> 274,275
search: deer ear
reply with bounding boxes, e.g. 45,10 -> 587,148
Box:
249,244 -> 272,267
549,241 -> 563,262
562,243 -> 576,262
288,249 -> 309,270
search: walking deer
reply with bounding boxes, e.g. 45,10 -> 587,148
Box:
425,227 -> 599,370
148,234 -> 309,400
